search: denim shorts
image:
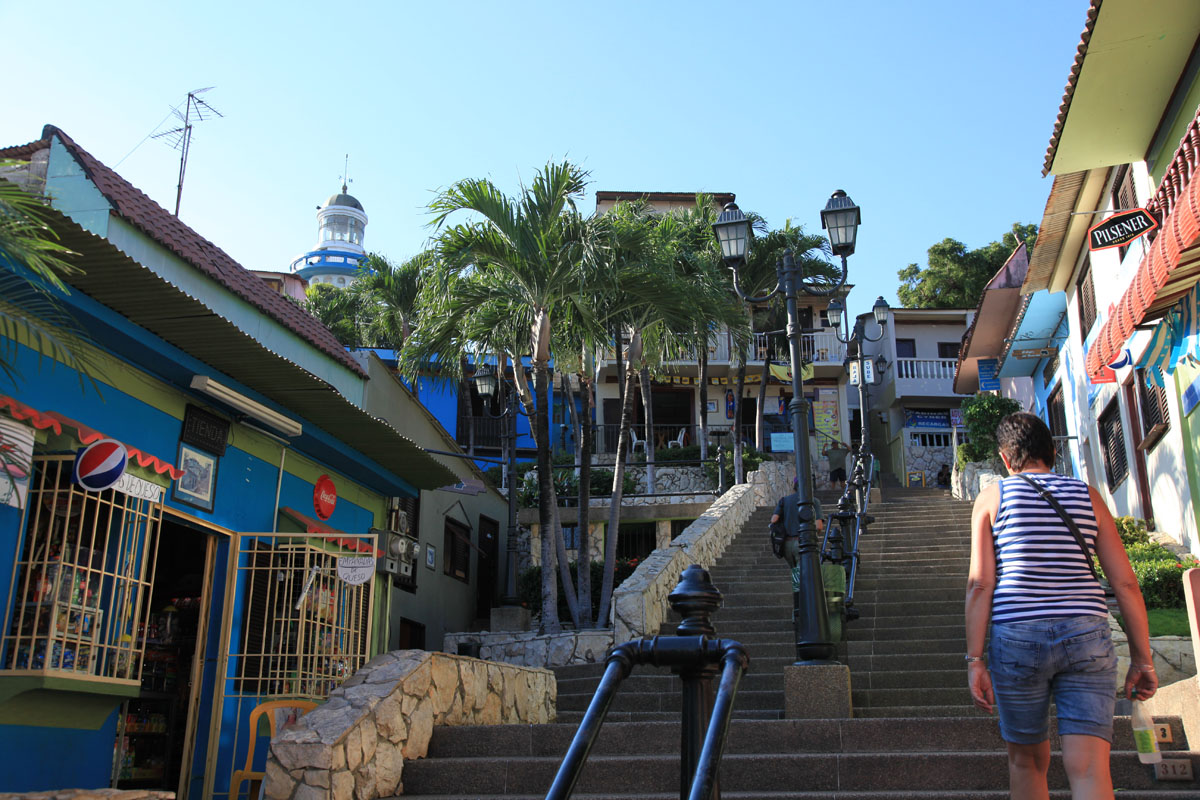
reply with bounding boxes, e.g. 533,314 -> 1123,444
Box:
988,615 -> 1117,744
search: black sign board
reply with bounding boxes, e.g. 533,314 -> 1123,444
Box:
1088,208 -> 1158,251
181,404 -> 230,456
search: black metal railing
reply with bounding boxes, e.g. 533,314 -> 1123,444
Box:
820,449 -> 876,623
545,565 -> 749,800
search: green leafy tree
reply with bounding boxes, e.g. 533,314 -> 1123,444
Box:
0,165 -> 99,390
304,283 -> 378,347
897,223 -> 1037,308
957,393 -> 1021,466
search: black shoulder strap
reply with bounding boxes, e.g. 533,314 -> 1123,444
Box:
1014,473 -> 1101,581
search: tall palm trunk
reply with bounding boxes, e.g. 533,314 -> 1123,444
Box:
697,347 -> 709,461
639,366 -> 656,496
596,358 -> 639,626
755,354 -> 771,450
733,362 -> 747,484
577,374 -> 595,625
527,362 -> 560,634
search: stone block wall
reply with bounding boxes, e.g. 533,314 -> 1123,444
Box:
265,651 -> 554,800
443,629 -> 613,669
625,465 -> 712,494
951,460 -> 1003,501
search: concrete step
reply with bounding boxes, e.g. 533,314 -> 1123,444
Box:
399,750 -> 1197,795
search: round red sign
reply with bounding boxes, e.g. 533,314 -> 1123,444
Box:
314,474 -> 337,520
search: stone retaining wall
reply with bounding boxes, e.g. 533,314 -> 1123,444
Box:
626,465 -> 711,494
612,460 -> 793,642
951,460 -> 1003,502
443,629 -> 613,669
265,651 -> 554,800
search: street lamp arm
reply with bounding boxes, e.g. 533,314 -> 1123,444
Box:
728,263 -> 782,305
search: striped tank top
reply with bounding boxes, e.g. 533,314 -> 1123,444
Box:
991,472 -> 1107,623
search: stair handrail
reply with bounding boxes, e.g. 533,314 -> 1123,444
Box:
545,564 -> 749,800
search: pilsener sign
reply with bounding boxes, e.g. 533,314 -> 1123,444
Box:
1088,208 -> 1158,251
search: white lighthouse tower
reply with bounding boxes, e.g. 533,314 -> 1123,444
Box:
290,182 -> 368,287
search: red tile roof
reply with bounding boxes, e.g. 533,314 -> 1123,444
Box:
1042,0 -> 1104,177
0,125 -> 365,377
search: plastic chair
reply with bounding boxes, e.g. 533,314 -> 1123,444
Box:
230,699 -> 317,800
667,428 -> 687,448
629,427 -> 646,453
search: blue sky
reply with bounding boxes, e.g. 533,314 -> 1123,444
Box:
3,1 -> 1087,319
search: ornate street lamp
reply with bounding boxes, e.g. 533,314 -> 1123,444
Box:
713,196 -> 855,665
471,365 -> 523,606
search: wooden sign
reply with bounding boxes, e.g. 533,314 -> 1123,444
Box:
1012,347 -> 1055,359
1088,208 -> 1157,251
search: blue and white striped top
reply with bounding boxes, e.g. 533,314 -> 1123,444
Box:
991,472 -> 1108,623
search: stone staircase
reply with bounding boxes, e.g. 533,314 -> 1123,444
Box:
398,490 -> 1198,798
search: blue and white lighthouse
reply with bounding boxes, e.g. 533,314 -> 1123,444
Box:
290,183 -> 368,287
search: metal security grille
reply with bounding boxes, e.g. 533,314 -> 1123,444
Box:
3,456 -> 162,684
231,534 -> 375,698
1099,400 -> 1129,491
209,532 -> 376,800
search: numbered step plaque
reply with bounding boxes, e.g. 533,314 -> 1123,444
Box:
1155,758 -> 1194,781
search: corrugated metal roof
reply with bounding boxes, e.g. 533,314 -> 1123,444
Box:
1024,172 -> 1087,293
42,209 -> 458,490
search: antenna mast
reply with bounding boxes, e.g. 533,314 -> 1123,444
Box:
154,88 -> 223,216
340,153 -> 352,193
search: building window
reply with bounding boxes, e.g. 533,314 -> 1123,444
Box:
1098,399 -> 1128,491
1111,164 -> 1136,261
561,524 -> 579,550
895,339 -> 916,358
1047,385 -> 1072,477
937,342 -> 960,360
2,457 -> 161,684
444,519 -> 471,583
908,432 -> 952,448
1042,347 -> 1061,388
1137,370 -> 1171,450
1077,255 -> 1097,335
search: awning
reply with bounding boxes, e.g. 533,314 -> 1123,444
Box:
1084,115 -> 1200,380
279,506 -> 383,557
1134,283 -> 1200,387
0,394 -> 184,480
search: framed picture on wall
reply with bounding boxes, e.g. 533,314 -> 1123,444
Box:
174,442 -> 218,511
425,543 -> 437,570
706,400 -> 718,413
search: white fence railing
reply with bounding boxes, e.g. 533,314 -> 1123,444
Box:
895,358 -> 957,381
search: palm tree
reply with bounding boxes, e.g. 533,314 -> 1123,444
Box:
412,161 -> 609,633
592,202 -> 726,627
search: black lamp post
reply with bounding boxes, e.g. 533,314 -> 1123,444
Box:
472,365 -> 522,606
712,192 -> 857,665
826,294 -> 889,462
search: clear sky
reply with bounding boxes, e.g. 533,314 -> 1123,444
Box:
3,0 -> 1088,319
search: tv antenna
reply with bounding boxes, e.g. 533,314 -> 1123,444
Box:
339,153 -> 352,193
153,87 -> 223,216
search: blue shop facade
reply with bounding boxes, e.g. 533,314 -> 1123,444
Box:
0,127 -> 458,797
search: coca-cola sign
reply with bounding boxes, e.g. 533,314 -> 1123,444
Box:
314,474 -> 337,520
1088,208 -> 1158,251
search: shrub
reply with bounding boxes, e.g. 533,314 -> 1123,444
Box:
517,558 -> 641,623
1117,540 -> 1200,609
1114,516 -> 1150,546
516,466 -> 635,507
956,393 -> 1021,465
702,445 -> 767,485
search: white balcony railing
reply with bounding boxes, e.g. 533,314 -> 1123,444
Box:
895,358 -> 957,381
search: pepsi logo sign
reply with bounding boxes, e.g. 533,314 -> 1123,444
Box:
74,439 -> 128,492
314,474 -> 337,520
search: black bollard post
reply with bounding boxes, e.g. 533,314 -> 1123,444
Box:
669,565 -> 723,800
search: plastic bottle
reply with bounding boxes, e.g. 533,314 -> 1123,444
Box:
1131,699 -> 1162,764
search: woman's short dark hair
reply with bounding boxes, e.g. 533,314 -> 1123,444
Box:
996,412 -> 1055,471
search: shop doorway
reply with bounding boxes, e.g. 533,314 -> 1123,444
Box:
113,517 -> 213,797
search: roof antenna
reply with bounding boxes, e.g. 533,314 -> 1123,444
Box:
153,88 -> 223,216
339,153 -> 352,194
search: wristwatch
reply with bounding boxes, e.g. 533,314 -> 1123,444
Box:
965,655 -> 985,664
